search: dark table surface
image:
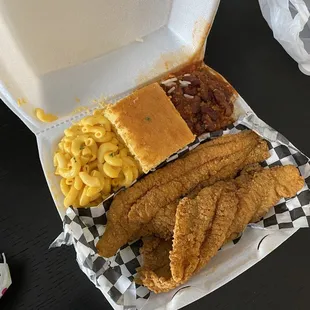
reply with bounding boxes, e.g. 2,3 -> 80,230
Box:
1,1 -> 309,309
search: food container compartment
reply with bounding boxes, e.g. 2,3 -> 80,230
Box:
2,2 -> 308,310
37,69 -> 252,218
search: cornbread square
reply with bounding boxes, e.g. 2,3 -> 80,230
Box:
104,83 -> 195,173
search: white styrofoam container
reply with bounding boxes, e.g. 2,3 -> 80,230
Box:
0,1 -> 298,309
0,0 -> 221,218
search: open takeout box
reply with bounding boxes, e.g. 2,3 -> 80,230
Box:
1,0 -> 223,218
1,1 -> 309,309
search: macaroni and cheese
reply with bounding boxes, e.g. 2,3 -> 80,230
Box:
35,108 -> 58,123
54,109 -> 141,208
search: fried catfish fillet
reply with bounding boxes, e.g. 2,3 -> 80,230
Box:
138,165 -> 303,293
137,182 -> 238,293
96,131 -> 269,257
225,165 -> 304,241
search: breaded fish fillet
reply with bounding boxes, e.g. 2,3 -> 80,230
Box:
138,165 -> 304,293
170,182 -> 238,283
225,165 -> 304,241
138,237 -> 172,280
139,165 -> 263,240
138,182 -> 238,293
136,237 -> 175,292
96,131 -> 269,257
251,165 -> 304,222
137,201 -> 179,240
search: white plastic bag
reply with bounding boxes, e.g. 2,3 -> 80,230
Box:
258,0 -> 310,75
0,254 -> 11,298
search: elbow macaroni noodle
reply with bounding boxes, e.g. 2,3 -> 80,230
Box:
54,109 -> 141,208
35,108 -> 58,123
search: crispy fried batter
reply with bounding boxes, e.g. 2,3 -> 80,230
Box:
143,164 -> 263,241
226,165 -> 304,241
138,182 -> 238,293
138,237 -> 172,279
251,165 -> 304,222
138,165 -> 304,293
196,184 -> 239,271
136,237 -> 173,288
128,134 -> 268,224
137,263 -> 177,293
137,201 -> 179,240
171,182 -> 238,282
97,131 -> 270,257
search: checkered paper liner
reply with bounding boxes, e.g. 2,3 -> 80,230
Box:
51,113 -> 310,309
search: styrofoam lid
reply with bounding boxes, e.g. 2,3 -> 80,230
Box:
0,0 -> 220,134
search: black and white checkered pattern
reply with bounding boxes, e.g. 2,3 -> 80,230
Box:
51,113 -> 310,309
